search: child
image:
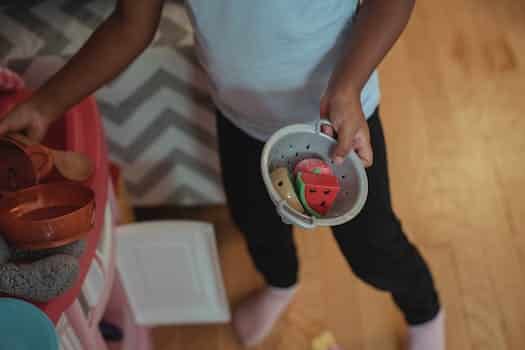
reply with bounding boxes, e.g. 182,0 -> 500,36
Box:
0,1 -> 444,349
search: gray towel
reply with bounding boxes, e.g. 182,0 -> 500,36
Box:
10,239 -> 86,261
0,236 -> 84,302
0,254 -> 79,302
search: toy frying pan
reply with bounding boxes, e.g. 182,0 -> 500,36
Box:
0,182 -> 95,250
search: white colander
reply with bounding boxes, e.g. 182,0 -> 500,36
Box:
261,120 -> 368,229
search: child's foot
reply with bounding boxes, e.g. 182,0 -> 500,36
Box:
408,310 -> 445,350
232,285 -> 297,347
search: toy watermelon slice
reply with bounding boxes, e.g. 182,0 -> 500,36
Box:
295,172 -> 340,217
294,158 -> 333,176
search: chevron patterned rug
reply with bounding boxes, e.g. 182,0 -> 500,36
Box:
0,0 -> 225,206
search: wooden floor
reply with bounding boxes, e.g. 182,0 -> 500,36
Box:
136,0 -> 525,349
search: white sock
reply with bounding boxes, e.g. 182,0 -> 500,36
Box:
232,285 -> 298,347
408,310 -> 445,350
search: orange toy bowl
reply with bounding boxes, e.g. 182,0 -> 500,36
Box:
0,182 -> 95,250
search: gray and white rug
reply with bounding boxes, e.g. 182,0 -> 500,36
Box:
0,0 -> 225,206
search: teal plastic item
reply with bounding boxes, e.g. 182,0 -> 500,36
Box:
0,298 -> 58,350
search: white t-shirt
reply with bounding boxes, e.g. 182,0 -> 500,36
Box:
186,0 -> 380,141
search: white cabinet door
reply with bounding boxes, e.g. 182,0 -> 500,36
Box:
116,221 -> 230,326
57,315 -> 82,350
81,202 -> 114,310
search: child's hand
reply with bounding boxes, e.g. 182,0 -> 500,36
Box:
0,67 -> 25,92
0,102 -> 52,142
320,87 -> 373,167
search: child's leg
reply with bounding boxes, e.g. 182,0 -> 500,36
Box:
216,110 -> 299,288
216,111 -> 299,346
332,110 -> 443,349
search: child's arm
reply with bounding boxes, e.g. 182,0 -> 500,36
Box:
322,0 -> 415,166
0,0 -> 164,140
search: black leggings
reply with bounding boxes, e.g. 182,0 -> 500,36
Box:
217,109 -> 440,325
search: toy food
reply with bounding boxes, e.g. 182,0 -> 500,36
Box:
312,331 -> 342,350
270,167 -> 304,213
296,172 -> 340,217
294,158 -> 333,176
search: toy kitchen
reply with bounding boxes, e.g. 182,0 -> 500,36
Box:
0,85 -> 230,349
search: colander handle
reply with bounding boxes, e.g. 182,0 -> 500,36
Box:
277,201 -> 316,229
314,119 -> 334,136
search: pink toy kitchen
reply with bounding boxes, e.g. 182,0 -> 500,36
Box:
0,2 -> 231,348
0,80 -> 230,349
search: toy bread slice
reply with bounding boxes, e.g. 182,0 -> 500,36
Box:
270,167 -> 305,213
